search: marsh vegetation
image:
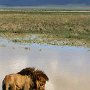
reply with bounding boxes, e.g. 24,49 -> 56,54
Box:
0,10 -> 90,47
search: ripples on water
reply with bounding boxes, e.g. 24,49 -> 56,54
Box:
0,38 -> 90,90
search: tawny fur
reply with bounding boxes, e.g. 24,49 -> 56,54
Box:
2,73 -> 34,90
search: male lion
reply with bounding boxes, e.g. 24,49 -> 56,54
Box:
2,67 -> 49,90
2,73 -> 34,90
18,67 -> 49,90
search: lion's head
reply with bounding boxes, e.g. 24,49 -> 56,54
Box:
35,70 -> 49,90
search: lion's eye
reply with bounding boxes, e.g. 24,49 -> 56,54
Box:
40,84 -> 42,86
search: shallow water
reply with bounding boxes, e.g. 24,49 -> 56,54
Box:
0,38 -> 90,90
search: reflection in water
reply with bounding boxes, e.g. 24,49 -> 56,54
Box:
0,39 -> 90,90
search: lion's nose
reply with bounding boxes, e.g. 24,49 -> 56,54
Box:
42,85 -> 45,90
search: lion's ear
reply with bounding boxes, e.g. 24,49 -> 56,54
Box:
36,75 -> 40,81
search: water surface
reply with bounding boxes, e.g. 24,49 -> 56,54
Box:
0,38 -> 90,90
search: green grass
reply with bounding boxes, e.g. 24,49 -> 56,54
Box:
0,10 -> 90,47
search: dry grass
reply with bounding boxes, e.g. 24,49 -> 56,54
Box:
0,11 -> 90,47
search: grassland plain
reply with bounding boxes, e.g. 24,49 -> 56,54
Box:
0,10 -> 90,47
